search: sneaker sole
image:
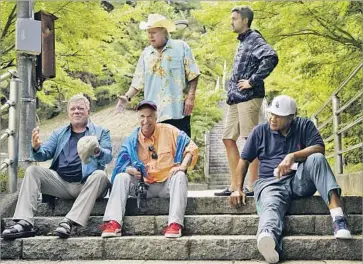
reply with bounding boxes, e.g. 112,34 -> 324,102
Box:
164,233 -> 182,238
335,229 -> 352,239
101,231 -> 122,238
257,234 -> 279,264
55,230 -> 70,239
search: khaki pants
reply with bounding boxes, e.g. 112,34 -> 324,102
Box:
13,166 -> 110,226
103,171 -> 188,226
223,98 -> 263,140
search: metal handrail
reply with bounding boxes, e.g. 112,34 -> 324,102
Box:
311,62 -> 363,175
337,116 -> 363,135
317,116 -> 333,131
0,70 -> 21,193
312,62 -> 362,119
336,89 -> 363,115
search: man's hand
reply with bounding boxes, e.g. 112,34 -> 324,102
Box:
276,153 -> 295,179
229,190 -> 246,207
116,95 -> 128,113
237,79 -> 252,90
170,165 -> 187,176
126,167 -> 142,180
31,127 -> 42,151
184,94 -> 195,116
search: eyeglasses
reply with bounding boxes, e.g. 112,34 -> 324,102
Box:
148,145 -> 158,160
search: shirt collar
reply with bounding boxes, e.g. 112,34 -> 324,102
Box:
268,119 -> 295,138
67,119 -> 91,131
149,38 -> 173,54
138,124 -> 159,143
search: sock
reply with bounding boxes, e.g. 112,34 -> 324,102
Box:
330,207 -> 344,221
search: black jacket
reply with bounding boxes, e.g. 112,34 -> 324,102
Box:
227,29 -> 278,105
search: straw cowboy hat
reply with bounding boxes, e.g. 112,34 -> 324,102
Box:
139,14 -> 176,32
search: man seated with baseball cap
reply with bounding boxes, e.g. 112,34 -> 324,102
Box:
229,95 -> 352,263
101,100 -> 198,238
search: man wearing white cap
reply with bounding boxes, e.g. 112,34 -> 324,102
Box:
116,14 -> 200,137
229,95 -> 352,263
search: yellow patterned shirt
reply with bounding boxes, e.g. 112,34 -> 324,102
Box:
131,39 -> 200,122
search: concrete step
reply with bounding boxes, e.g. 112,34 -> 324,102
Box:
4,215 -> 361,237
1,261 -> 362,264
28,196 -> 362,217
208,179 -> 231,184
2,235 -> 361,260
209,168 -> 230,174
208,176 -> 230,181
208,184 -> 229,190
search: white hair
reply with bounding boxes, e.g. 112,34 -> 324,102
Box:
67,94 -> 90,111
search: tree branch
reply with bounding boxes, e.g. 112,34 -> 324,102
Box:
1,4 -> 17,40
52,1 -> 72,15
2,44 -> 15,55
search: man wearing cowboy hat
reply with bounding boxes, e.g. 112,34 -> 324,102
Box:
116,14 -> 200,137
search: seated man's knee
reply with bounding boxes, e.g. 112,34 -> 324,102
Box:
24,165 -> 41,179
113,172 -> 132,185
306,153 -> 326,164
171,171 -> 188,184
88,170 -> 108,182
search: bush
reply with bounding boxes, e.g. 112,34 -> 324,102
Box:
0,167 -> 25,193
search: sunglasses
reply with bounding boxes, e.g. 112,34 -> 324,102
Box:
148,145 -> 158,160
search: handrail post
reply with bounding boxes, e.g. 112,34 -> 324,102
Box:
332,96 -> 343,174
311,116 -> 318,128
204,131 -> 210,184
7,77 -> 21,193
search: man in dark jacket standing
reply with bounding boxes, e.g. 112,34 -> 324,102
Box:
215,6 -> 278,197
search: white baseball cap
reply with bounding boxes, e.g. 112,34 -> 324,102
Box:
267,95 -> 297,116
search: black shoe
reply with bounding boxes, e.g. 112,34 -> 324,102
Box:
214,187 -> 232,196
55,218 -> 73,239
243,187 -> 254,197
1,220 -> 36,240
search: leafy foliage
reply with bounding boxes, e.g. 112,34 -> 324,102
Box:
1,1 -> 362,179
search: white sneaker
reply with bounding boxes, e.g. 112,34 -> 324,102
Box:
257,232 -> 279,264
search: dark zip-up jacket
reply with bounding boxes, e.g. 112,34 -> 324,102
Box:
227,29 -> 278,105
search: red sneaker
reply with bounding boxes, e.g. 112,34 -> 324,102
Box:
100,220 -> 121,238
164,223 -> 182,238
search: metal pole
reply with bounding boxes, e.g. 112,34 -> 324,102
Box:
332,96 -> 343,174
204,132 -> 210,183
311,116 -> 318,128
7,78 -> 21,193
17,0 -> 36,169
222,60 -> 227,91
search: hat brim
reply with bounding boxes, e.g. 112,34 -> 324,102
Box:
139,19 -> 176,32
267,107 -> 290,117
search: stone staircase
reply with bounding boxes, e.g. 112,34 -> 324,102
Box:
1,193 -> 362,261
208,103 -> 248,190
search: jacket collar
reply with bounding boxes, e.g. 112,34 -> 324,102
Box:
237,29 -> 252,41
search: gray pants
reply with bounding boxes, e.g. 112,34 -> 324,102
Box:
13,165 -> 110,226
254,153 -> 341,252
103,171 -> 188,226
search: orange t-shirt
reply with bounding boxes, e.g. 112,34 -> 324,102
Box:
137,123 -> 198,183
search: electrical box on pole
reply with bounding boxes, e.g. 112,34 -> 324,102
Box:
34,11 -> 57,87
16,18 -> 41,55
